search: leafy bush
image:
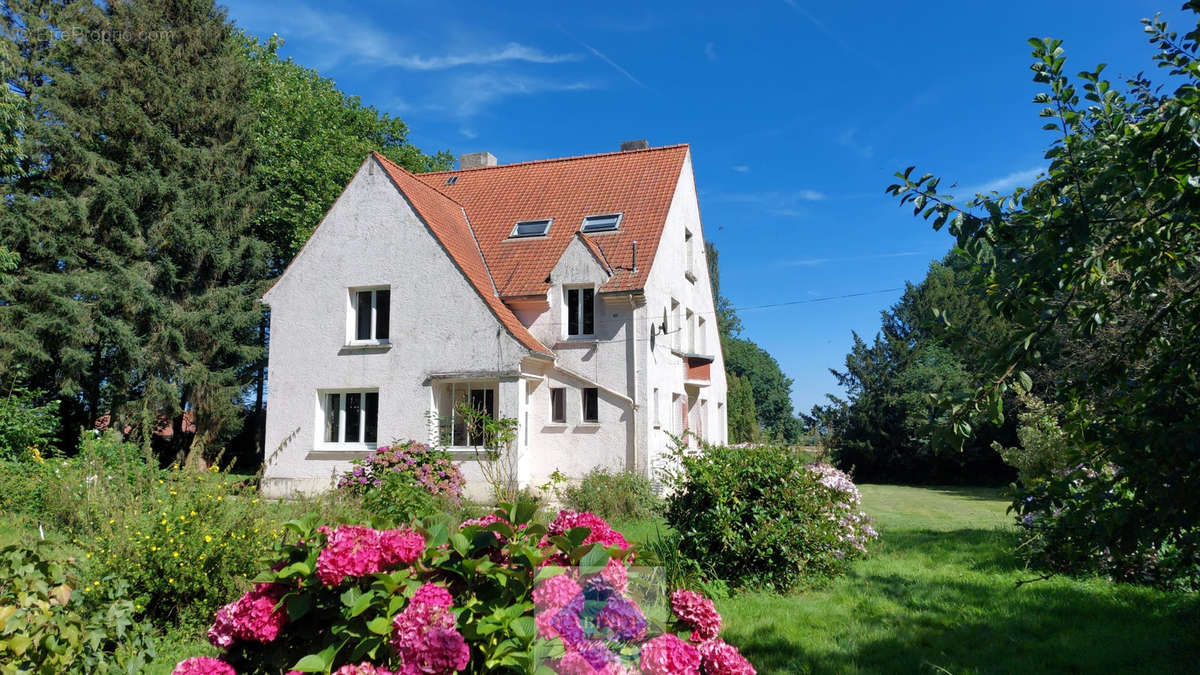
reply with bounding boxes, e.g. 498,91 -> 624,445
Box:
173,506 -> 756,674
991,394 -> 1080,487
0,541 -> 155,673
338,441 -> 464,523
0,376 -> 59,461
563,468 -> 662,521
664,444 -> 877,591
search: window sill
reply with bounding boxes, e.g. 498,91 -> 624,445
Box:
305,446 -> 378,460
339,342 -> 392,354
556,337 -> 597,347
576,422 -> 601,429
542,423 -> 568,429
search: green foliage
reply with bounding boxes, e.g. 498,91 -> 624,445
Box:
642,531 -> 730,600
0,374 -> 59,462
888,7 -> 1200,584
663,444 -> 865,591
337,441 -> 464,526
991,394 -> 1079,487
0,541 -> 155,674
241,35 -> 452,271
361,472 -> 444,527
562,468 -> 662,521
725,373 -> 760,444
723,337 -> 801,442
451,402 -> 521,505
705,240 -> 743,338
817,254 -> 1018,484
1,0 -> 269,457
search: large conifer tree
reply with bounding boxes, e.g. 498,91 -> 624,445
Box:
1,0 -> 267,457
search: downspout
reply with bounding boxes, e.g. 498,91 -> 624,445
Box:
628,292 -> 638,475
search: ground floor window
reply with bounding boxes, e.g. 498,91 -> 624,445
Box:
582,387 -> 599,423
550,387 -> 566,423
322,390 -> 378,445
436,381 -> 497,447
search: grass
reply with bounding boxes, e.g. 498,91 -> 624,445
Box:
623,484 -> 1200,674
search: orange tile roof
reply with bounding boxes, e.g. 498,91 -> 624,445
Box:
414,144 -> 689,297
373,153 -> 553,357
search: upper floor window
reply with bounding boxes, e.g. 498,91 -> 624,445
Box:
351,287 -> 390,343
684,229 -> 696,281
322,390 -> 378,446
511,218 -> 552,238
581,213 -> 622,233
566,286 -> 595,337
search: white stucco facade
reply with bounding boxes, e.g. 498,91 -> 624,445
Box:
261,148 -> 726,500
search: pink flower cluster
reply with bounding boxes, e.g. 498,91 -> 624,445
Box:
669,589 -> 722,642
639,634 -> 700,675
337,441 -> 464,501
331,663 -> 395,675
546,510 -> 630,551
698,639 -> 756,675
807,463 -> 879,555
390,583 -> 470,674
316,525 -> 425,586
173,657 -> 235,675
207,583 -> 288,649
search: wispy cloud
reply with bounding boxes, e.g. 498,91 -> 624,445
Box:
777,250 -> 927,267
714,189 -> 826,204
781,1 -> 886,74
557,26 -> 648,89
441,73 -> 597,118
459,127 -> 479,139
705,42 -> 718,62
731,165 -> 750,173
836,127 -> 873,159
241,6 -> 578,70
957,166 -> 1043,196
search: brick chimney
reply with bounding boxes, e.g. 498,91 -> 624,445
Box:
459,152 -> 498,169
620,140 -> 649,152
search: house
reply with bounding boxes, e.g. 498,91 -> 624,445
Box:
260,141 -> 727,499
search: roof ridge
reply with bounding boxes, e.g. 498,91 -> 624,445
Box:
421,143 -> 690,175
372,151 -> 467,208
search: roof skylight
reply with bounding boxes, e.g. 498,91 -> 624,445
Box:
581,213 -> 622,233
445,176 -> 458,185
511,219 -> 552,238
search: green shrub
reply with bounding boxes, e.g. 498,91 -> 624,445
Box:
663,444 -> 873,591
0,376 -> 58,461
563,468 -> 662,521
0,541 -> 155,673
361,470 -> 447,526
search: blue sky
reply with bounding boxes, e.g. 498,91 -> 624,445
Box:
225,0 -> 1193,416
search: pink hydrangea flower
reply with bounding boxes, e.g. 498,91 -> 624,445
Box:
599,558 -> 628,594
208,583 -> 288,648
698,639 -> 756,675
546,511 -> 629,551
533,573 -> 582,611
173,656 -> 236,675
669,589 -> 722,641
316,525 -> 425,586
390,583 -> 469,675
332,663 -> 396,675
638,634 -> 700,675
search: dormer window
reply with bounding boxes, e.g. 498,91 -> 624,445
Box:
511,219 -> 552,238
565,286 -> 595,337
581,213 -> 622,233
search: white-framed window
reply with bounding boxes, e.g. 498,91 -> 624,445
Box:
670,298 -> 680,349
349,287 -> 390,344
684,229 -> 695,280
565,286 -> 595,337
511,218 -> 552,238
320,389 -> 379,446
685,309 -> 695,353
550,387 -> 566,424
581,213 -> 622,233
653,387 -> 661,428
582,387 -> 599,423
436,381 -> 497,447
697,316 -> 707,354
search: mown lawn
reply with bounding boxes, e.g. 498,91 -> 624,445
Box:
619,485 -> 1200,674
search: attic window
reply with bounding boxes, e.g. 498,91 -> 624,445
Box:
445,176 -> 458,185
511,219 -> 552,238
581,213 -> 622,233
